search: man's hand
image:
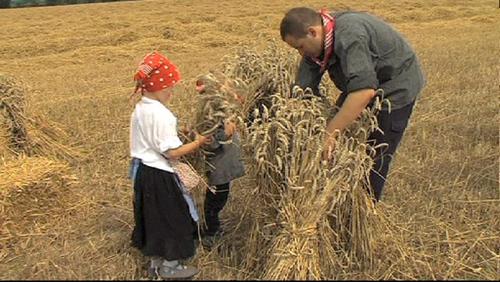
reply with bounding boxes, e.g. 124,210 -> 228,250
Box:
322,132 -> 337,161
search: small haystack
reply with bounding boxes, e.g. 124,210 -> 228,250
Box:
0,73 -> 84,162
0,156 -> 77,204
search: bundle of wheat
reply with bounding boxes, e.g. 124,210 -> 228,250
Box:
0,124 -> 14,160
0,74 -> 84,162
193,73 -> 241,136
221,40 -> 300,121
245,89 -> 384,278
216,42 -> 391,279
0,74 -> 30,153
177,72 -> 245,176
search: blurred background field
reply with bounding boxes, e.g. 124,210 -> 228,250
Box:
0,0 -> 498,279
1,0 -> 124,9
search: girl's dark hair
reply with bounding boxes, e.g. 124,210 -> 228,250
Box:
280,7 -> 321,40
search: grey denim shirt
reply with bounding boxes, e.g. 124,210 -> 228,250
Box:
296,11 -> 426,111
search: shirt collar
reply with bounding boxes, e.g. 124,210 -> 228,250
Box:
141,96 -> 161,105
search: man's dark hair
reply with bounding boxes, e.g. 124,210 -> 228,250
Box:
280,7 -> 321,40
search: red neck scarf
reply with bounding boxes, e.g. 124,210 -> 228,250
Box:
310,9 -> 336,73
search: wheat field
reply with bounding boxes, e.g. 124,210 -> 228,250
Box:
0,0 -> 499,280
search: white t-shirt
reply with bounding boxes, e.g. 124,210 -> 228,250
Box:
130,96 -> 182,173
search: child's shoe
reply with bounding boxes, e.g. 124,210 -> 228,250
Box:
158,263 -> 199,279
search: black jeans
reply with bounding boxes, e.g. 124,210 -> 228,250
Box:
203,182 -> 230,235
366,101 -> 415,201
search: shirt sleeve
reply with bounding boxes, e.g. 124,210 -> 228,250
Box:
335,29 -> 378,93
150,111 -> 183,153
295,56 -> 323,96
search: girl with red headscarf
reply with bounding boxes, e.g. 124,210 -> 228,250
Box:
129,51 -> 210,279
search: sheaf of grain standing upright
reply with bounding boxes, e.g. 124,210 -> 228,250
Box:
0,74 -> 83,162
219,42 -> 389,279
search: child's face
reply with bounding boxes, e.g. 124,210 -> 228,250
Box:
195,80 -> 206,94
157,87 -> 174,103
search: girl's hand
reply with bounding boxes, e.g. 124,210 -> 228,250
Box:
195,133 -> 213,146
179,124 -> 192,135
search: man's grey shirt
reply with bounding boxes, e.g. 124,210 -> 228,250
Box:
297,11 -> 426,110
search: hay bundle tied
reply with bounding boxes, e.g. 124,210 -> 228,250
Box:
0,74 -> 29,153
180,72 -> 244,175
0,73 -> 84,162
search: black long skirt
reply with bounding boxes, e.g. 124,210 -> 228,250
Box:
131,163 -> 196,260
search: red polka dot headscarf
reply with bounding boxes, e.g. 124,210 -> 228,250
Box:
133,51 -> 181,94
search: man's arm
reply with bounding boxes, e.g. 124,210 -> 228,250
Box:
328,24 -> 380,135
325,88 -> 375,137
322,88 -> 375,160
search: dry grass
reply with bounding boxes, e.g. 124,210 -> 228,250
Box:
0,156 -> 78,277
0,0 -> 499,280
